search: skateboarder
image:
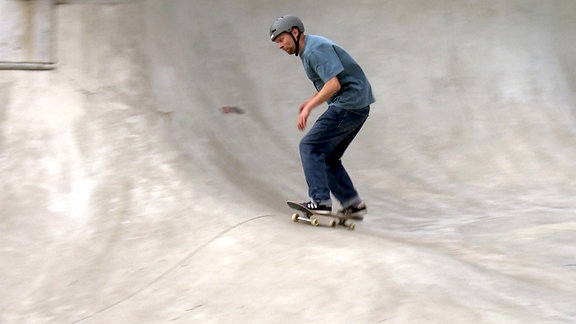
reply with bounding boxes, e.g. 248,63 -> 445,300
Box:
270,15 -> 375,219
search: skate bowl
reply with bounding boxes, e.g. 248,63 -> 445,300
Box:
1,0 -> 575,322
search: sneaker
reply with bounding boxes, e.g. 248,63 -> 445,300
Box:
301,201 -> 332,215
339,202 -> 367,220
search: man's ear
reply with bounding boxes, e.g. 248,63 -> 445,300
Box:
291,27 -> 301,38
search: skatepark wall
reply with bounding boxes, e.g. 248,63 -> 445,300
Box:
144,0 -> 576,212
2,0 -> 574,237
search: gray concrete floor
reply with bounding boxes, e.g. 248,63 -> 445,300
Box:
1,0 -> 575,323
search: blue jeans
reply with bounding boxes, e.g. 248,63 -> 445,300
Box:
299,105 -> 370,207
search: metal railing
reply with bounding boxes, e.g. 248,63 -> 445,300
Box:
0,0 -> 56,70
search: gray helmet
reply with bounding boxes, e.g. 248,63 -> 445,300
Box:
270,15 -> 304,41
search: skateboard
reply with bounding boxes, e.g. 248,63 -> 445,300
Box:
287,200 -> 357,230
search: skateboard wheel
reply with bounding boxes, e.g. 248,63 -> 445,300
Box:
311,218 -> 319,226
348,223 -> 356,231
329,219 -> 337,227
291,213 -> 299,222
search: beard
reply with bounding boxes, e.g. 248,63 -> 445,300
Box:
286,46 -> 296,55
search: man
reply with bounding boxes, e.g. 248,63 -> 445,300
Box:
270,15 -> 374,219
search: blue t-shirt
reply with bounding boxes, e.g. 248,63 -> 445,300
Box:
300,35 -> 375,110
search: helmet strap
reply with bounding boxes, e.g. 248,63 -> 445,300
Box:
291,30 -> 301,57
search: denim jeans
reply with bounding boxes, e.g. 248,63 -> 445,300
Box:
299,105 -> 370,207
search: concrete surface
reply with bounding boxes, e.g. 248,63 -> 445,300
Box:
0,0 -> 53,68
1,0 -> 575,323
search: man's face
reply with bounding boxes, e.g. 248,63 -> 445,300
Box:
274,32 -> 296,55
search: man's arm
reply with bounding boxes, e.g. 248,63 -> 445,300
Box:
298,76 -> 341,130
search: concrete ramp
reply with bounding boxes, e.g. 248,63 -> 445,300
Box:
1,0 -> 575,322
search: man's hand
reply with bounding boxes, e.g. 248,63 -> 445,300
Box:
295,76 -> 341,131
298,103 -> 312,131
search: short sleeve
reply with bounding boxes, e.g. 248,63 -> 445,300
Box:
309,45 -> 344,83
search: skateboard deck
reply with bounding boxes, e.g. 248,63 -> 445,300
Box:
287,200 -> 357,230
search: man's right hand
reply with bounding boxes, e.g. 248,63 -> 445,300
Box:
298,103 -> 312,131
